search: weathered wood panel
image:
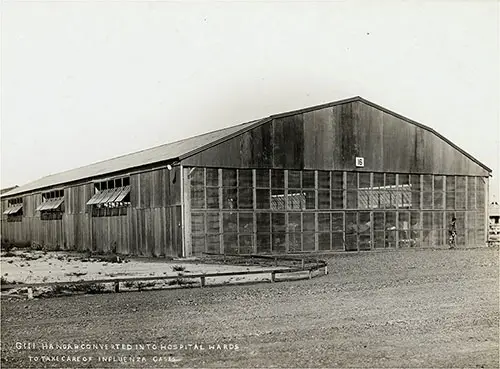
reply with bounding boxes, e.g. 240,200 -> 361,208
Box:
272,115 -> 304,169
304,108 -> 334,170
92,215 -> 128,254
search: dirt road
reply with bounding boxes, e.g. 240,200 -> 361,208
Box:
1,247 -> 498,368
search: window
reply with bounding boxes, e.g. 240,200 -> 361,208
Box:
3,197 -> 23,222
36,189 -> 65,220
86,177 -> 130,217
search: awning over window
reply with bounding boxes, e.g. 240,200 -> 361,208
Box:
3,204 -> 23,215
114,186 -> 130,202
86,186 -> 130,205
36,197 -> 64,211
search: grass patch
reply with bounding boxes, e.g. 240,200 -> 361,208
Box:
172,265 -> 185,272
168,277 -> 196,287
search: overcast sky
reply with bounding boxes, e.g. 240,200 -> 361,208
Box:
1,0 -> 499,200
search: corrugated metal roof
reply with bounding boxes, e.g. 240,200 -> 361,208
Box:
2,96 -> 492,198
3,118 -> 265,197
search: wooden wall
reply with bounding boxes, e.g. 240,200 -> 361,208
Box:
182,101 -> 489,177
1,166 -> 182,257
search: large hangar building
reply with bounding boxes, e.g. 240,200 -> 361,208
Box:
1,97 -> 491,257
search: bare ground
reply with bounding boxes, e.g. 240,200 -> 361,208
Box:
1,247 -> 498,368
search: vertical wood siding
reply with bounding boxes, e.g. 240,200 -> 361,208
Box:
182,101 -> 488,177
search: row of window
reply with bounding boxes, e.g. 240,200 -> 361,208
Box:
192,229 -> 484,255
3,177 -> 132,221
190,210 -> 485,254
191,211 -> 485,235
189,167 -> 483,191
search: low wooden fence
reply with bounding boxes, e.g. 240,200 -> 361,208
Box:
1,256 -> 328,299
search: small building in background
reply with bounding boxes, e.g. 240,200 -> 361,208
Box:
488,202 -> 500,244
0,186 -> 18,196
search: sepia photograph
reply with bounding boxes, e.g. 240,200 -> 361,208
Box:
1,0 -> 499,368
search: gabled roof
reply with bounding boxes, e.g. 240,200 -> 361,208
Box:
2,96 -> 491,198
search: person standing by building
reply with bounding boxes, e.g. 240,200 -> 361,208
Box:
448,216 -> 457,249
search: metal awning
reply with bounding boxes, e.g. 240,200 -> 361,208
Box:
86,186 -> 130,205
47,198 -> 64,210
114,186 -> 130,202
3,204 -> 23,215
86,189 -> 109,205
36,198 -> 64,211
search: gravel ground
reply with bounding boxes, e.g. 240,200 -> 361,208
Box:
1,247 -> 498,368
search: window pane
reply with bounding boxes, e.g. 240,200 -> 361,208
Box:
239,188 -> 254,209
206,188 -> 219,209
206,213 -> 220,234
303,213 -> 315,232
192,235 -> 205,254
287,191 -> 305,210
385,173 -> 396,186
288,213 -> 301,232
346,212 -> 357,234
455,192 -> 466,210
223,233 -> 238,254
456,176 -> 466,192
359,212 -> 371,233
446,191 -> 455,210
318,190 -> 330,209
318,233 -> 331,251
318,213 -> 330,232
191,168 -> 204,186
302,171 -> 315,189
223,212 -> 237,233
358,190 -> 370,209
373,173 -> 384,187
331,213 -> 344,232
331,190 -> 344,209
206,168 -> 219,186
434,175 -> 444,191
207,234 -> 220,253
398,174 -> 410,187
256,189 -> 270,209
271,189 -> 286,210
288,171 -> 301,188
222,169 -> 237,187
434,191 -> 444,209
238,169 -> 253,188
331,172 -> 344,189
271,170 -> 285,188
272,233 -> 286,253
255,169 -> 270,187
256,233 -> 271,253
346,190 -> 358,209
191,213 -> 205,234
373,212 -> 384,230
318,171 -> 330,189
346,172 -> 357,189
359,173 -> 371,188
191,187 -> 205,209
422,192 -> 433,209
332,232 -> 344,250
222,188 -> 238,209
304,190 -> 316,209
272,212 -> 286,232
239,213 -> 253,233
303,232 -> 315,251
239,235 -> 254,254
410,175 -> 421,191
256,213 -> 270,232
446,176 -> 455,192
